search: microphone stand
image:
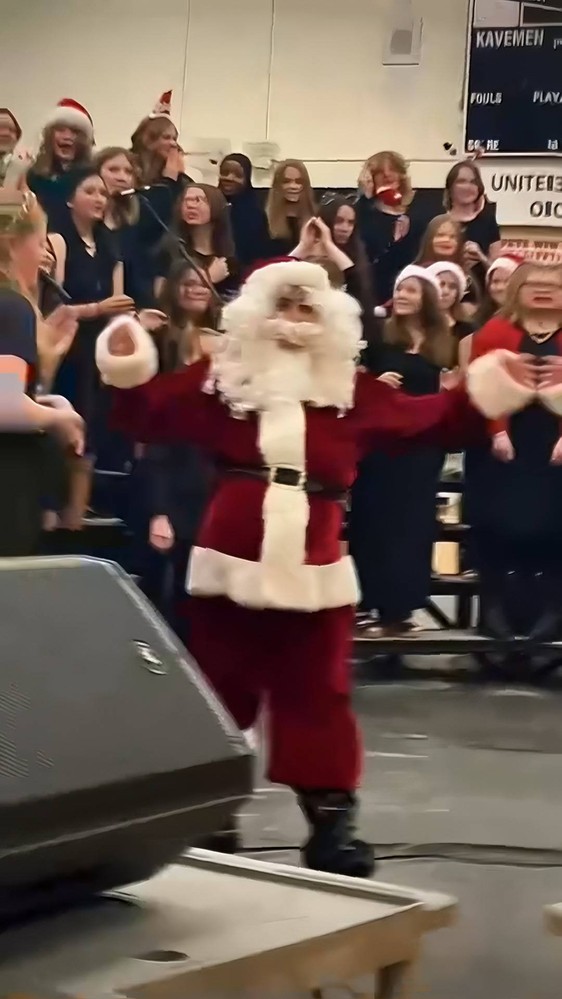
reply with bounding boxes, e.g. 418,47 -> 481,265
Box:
133,190 -> 225,308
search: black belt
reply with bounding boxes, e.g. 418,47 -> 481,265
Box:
223,465 -> 348,502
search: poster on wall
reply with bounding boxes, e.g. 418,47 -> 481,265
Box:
479,158 -> 562,224
464,0 -> 562,155
500,228 -> 562,261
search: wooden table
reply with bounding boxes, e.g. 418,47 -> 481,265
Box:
0,850 -> 457,999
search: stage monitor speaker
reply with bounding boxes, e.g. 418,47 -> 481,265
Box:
0,556 -> 253,923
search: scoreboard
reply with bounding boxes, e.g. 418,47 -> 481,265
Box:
464,0 -> 562,155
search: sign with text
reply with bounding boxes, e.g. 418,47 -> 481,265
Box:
479,159 -> 562,224
500,227 -> 562,261
464,0 -> 562,155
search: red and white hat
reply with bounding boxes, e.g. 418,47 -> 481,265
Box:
486,253 -> 524,281
394,264 -> 441,297
149,90 -> 173,122
426,260 -> 468,297
43,98 -> 94,141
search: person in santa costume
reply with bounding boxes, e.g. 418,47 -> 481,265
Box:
95,258 -> 524,875
466,261 -> 562,660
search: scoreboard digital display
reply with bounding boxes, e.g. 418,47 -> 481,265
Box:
464,0 -> 562,155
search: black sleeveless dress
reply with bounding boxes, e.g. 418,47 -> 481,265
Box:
53,221 -> 117,458
349,346 -> 444,623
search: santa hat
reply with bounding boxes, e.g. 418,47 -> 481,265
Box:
426,261 -> 468,297
149,90 -> 173,121
394,264 -> 441,297
43,98 -> 94,141
242,259 -> 331,308
0,108 -> 22,142
486,254 -> 524,281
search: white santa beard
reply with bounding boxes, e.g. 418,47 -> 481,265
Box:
213,337 -> 356,412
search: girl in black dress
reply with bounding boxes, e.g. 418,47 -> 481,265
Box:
350,264 -> 455,636
426,260 -> 474,367
0,191 -> 83,554
95,146 -> 160,309
443,160 -> 501,288
467,263 -> 562,655
26,99 -> 94,229
317,194 -> 375,325
218,153 -> 270,271
49,167 -> 134,528
355,151 -> 420,304
130,92 -> 191,233
156,183 -> 236,298
133,260 -> 217,633
266,160 -> 315,256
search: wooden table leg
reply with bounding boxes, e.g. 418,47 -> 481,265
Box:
376,960 -> 416,999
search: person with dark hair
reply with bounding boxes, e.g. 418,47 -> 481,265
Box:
443,160 -> 501,280
156,183 -> 237,297
426,260 -> 474,367
317,195 -> 376,329
134,260 -> 218,631
218,153 -> 270,270
351,265 -> 455,636
48,167 -> 134,528
266,160 -> 316,255
25,98 -> 94,228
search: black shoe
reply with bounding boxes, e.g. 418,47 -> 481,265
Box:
198,819 -> 240,854
296,790 -> 375,878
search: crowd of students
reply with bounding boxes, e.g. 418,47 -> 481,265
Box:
1,94 -> 562,667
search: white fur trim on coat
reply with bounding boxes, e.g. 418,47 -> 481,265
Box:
257,403 -> 309,606
188,547 -> 360,611
467,350 -> 535,419
95,316 -> 159,389
538,384 -> 562,417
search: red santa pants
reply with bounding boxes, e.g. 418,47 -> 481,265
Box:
188,597 -> 361,791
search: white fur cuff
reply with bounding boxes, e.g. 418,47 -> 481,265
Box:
95,316 -> 159,389
538,384 -> 562,417
467,350 -> 535,419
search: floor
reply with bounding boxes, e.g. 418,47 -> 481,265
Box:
240,680 -> 562,999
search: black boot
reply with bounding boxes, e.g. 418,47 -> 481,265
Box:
296,790 -> 375,878
198,818 -> 240,854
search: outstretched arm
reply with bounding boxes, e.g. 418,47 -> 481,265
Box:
352,371 -> 486,455
96,316 -> 219,447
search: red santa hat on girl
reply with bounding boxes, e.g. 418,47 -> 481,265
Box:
149,91 -> 174,122
43,98 -> 94,141
426,260 -> 468,297
374,264 -> 442,318
486,253 -> 524,281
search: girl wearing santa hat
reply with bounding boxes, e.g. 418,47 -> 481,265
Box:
426,260 -> 474,367
130,91 -> 191,233
466,262 -> 562,660
26,99 -> 94,229
478,254 -> 523,325
350,264 -> 455,637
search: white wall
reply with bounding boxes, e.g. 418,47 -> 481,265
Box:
1,0 -> 470,187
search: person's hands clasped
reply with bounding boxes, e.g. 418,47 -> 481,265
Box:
377,371 -> 403,390
501,352 -> 537,391
537,355 -> 562,392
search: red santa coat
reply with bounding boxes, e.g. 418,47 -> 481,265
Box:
98,323 -> 485,614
